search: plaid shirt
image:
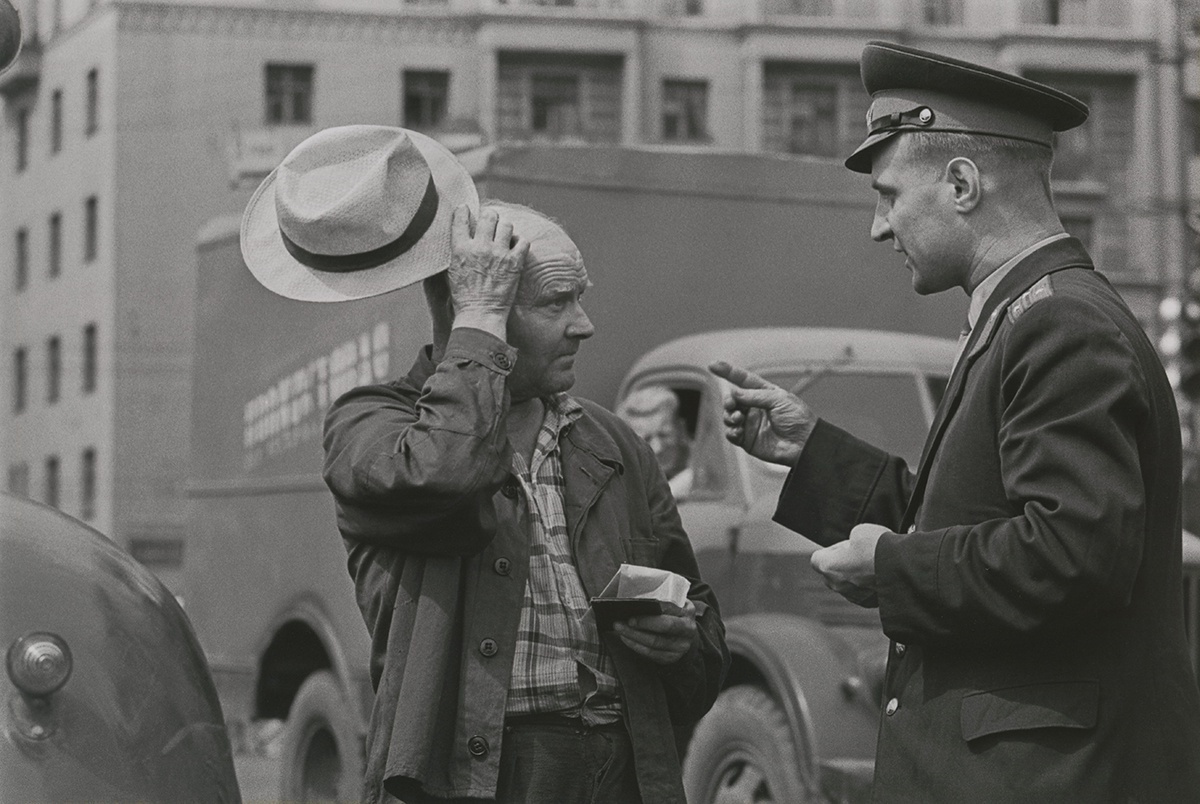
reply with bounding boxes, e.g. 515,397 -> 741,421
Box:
504,393 -> 623,725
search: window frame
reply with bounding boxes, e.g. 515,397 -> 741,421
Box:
661,78 -> 710,143
264,63 -> 315,126
46,334 -> 61,405
86,67 -> 99,137
402,69 -> 451,131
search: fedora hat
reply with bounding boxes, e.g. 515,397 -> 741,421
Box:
240,125 -> 479,302
0,0 -> 22,74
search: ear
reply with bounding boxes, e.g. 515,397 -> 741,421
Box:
945,157 -> 982,213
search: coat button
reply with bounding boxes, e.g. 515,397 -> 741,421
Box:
493,557 -> 511,576
479,638 -> 498,657
885,698 -> 899,716
468,735 -> 489,758
907,524 -> 916,533
894,642 -> 906,657
501,481 -> 518,499
493,353 -> 512,370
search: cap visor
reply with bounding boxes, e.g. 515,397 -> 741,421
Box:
844,130 -> 898,173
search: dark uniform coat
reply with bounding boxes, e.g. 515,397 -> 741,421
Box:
775,237 -> 1200,802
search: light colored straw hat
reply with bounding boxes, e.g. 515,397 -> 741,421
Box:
240,125 -> 479,302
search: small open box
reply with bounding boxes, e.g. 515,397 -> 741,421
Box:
590,564 -> 689,631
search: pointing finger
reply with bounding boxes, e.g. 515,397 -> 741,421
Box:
730,387 -> 783,409
709,361 -> 776,391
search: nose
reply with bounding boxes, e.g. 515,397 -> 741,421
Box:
871,200 -> 892,243
568,304 -> 595,340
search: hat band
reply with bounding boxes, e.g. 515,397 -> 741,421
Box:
280,174 -> 439,274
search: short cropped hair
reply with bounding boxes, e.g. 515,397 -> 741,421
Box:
903,131 -> 1053,199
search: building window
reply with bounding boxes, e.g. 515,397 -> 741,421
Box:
47,335 -> 61,404
16,106 -> 28,171
15,227 -> 28,291
13,347 -> 26,413
51,89 -> 63,154
80,448 -> 96,520
403,70 -> 450,131
7,462 -> 29,497
84,196 -> 98,262
497,52 -> 623,145
531,74 -> 581,138
1031,0 -> 1090,25
44,455 -> 60,509
86,68 -> 99,136
762,63 -> 866,159
265,64 -> 314,126
82,323 -> 97,394
922,0 -> 963,24
662,79 -> 709,143
48,212 -> 61,277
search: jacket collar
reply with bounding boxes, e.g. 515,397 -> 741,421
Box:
901,236 -> 1093,529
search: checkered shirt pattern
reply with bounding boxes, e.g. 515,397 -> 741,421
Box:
505,394 -> 623,725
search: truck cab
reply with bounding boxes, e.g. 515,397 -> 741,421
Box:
615,327 -> 955,803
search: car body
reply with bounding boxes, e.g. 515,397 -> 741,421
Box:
616,326 -> 957,804
0,492 -> 240,802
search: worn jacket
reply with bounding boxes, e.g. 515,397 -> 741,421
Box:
323,327 -> 727,804
774,238 -> 1200,802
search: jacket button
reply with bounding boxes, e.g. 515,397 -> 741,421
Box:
479,638 -> 498,657
894,642 -> 906,657
468,735 -> 489,758
907,524 -> 916,533
493,557 -> 511,576
493,353 -> 512,370
885,698 -> 899,716
501,481 -> 518,499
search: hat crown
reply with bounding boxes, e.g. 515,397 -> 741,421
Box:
274,126 -> 432,258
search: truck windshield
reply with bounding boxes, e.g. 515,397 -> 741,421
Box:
764,370 -> 930,470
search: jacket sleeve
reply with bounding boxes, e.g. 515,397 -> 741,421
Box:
772,418 -> 915,547
638,438 -> 729,724
322,328 -> 517,554
876,294 -> 1151,647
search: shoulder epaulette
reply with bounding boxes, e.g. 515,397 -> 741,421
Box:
1006,275 -> 1054,324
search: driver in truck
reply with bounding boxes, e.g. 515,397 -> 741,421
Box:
239,125 -> 727,804
616,386 -> 695,500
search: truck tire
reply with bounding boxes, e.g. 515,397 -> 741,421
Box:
280,670 -> 363,803
683,684 -> 817,804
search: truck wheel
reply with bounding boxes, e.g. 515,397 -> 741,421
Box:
280,670 -> 363,803
683,685 -> 817,804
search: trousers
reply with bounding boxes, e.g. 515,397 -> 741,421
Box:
495,715 -> 643,804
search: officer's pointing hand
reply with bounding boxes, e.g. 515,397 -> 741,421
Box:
708,361 -> 814,467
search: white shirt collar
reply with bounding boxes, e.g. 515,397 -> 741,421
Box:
966,233 -> 1071,331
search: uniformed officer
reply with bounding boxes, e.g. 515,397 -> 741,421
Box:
712,40 -> 1200,801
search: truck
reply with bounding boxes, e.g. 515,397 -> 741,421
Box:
185,142 -> 1200,802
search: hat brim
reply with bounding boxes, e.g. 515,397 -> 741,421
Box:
844,129 -> 898,174
240,128 -> 479,303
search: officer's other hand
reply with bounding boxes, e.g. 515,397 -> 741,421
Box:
810,523 -> 888,608
448,205 -> 530,339
613,599 -> 698,665
708,361 -> 813,467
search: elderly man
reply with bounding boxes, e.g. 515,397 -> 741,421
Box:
616,386 -> 694,499
712,41 -> 1200,801
240,126 -> 725,803
323,204 -> 726,803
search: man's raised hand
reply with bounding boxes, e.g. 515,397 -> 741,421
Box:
708,361 -> 815,467
447,205 -> 531,339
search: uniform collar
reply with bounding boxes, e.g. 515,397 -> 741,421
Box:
967,232 -> 1070,331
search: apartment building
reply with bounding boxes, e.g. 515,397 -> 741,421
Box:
0,0 -> 1195,588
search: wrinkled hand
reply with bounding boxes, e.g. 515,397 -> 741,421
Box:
810,523 -> 888,608
422,271 -> 453,360
613,600 -> 698,665
708,361 -> 814,467
448,205 -> 530,337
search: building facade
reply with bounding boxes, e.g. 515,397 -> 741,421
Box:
1,0 -> 1196,588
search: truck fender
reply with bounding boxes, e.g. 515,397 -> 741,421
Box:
257,592 -> 365,733
722,612 -> 880,772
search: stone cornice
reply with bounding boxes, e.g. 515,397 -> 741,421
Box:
113,1 -> 477,46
